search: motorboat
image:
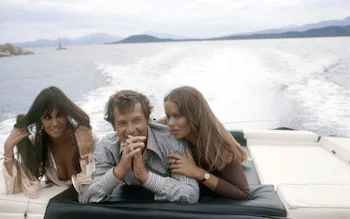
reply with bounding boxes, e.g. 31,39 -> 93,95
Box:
1,128 -> 349,219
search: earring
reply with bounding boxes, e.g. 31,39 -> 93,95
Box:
38,124 -> 44,134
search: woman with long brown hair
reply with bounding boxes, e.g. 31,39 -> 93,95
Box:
2,86 -> 97,198
163,86 -> 251,200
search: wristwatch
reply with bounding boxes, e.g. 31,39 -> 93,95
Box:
200,173 -> 210,183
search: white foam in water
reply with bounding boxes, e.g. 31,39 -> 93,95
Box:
76,43 -> 279,135
1,38 -> 350,156
272,48 -> 350,136
0,118 -> 16,155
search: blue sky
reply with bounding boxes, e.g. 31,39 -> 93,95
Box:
0,0 -> 349,43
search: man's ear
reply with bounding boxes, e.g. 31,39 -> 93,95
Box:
112,121 -> 117,131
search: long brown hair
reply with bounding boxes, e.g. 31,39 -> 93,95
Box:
165,86 -> 247,171
14,86 -> 90,179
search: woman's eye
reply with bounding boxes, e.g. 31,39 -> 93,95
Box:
44,116 -> 50,120
175,115 -> 181,119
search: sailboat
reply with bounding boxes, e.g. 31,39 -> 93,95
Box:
56,37 -> 67,50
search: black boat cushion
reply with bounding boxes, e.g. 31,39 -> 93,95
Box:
45,184 -> 286,219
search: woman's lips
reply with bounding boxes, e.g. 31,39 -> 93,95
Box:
51,128 -> 61,133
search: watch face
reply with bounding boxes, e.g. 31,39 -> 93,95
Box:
204,173 -> 210,180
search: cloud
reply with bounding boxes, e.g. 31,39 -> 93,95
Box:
303,0 -> 350,8
0,0 -> 349,43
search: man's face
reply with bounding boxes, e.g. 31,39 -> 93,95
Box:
113,102 -> 149,143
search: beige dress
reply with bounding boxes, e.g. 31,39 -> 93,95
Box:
2,137 -> 98,198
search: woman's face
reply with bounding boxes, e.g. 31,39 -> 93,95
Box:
164,100 -> 191,139
40,108 -> 67,139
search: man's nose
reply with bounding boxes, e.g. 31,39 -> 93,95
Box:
126,123 -> 136,134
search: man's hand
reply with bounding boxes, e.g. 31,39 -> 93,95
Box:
132,148 -> 148,183
114,136 -> 145,181
127,135 -> 149,183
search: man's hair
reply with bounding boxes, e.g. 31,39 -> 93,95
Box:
105,90 -> 153,124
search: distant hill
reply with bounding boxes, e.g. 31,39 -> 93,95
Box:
143,30 -> 186,40
14,33 -> 123,48
236,16 -> 350,36
216,25 -> 350,40
290,16 -> 350,32
111,35 -> 176,44
73,33 -> 123,45
110,26 -> 350,44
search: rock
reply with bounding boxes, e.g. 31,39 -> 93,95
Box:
0,51 -> 14,57
0,43 -> 34,57
22,50 -> 34,55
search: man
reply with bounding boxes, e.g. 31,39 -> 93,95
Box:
79,90 -> 199,204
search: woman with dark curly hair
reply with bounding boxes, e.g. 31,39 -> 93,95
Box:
2,86 -> 97,198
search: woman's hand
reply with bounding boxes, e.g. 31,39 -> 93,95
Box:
168,148 -> 202,180
75,125 -> 93,157
4,128 -> 29,155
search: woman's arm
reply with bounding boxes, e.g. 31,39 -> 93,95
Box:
213,163 -> 251,199
72,126 -> 99,193
3,128 -> 29,176
2,163 -> 41,198
3,128 -> 42,198
187,164 -> 250,200
168,150 -> 251,200
75,125 -> 94,161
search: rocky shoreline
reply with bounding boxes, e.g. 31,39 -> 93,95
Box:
0,43 -> 34,57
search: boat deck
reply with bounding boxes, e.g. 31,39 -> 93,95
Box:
0,129 -> 349,219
